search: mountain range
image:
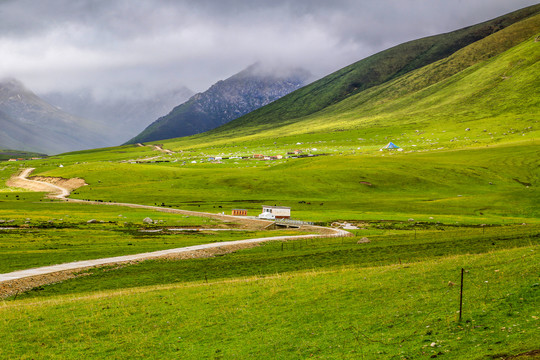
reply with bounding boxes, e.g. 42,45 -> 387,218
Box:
41,86 -> 194,145
0,78 -> 113,155
126,63 -> 311,144
133,3 -> 534,155
0,63 -> 309,154
1,4 -> 538,155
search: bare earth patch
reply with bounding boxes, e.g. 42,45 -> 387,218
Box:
6,168 -> 86,199
29,176 -> 87,192
503,349 -> 540,359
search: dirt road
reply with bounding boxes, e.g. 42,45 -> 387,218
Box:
6,167 -> 86,199
0,233 -> 324,283
1,168 -> 350,287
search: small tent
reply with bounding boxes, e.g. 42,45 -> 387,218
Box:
380,142 -> 400,150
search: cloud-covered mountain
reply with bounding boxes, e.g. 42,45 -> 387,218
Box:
0,78 -> 114,154
42,87 -> 194,145
126,64 -> 312,144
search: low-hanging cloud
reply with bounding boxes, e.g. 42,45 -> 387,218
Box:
0,0 -> 537,99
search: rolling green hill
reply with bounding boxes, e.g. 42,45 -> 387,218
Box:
198,4 -> 540,136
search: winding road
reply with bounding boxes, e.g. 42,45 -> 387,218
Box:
8,167 -> 70,199
0,168 -> 350,283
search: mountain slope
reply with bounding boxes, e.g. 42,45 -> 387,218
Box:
207,4 -> 540,135
126,64 -> 311,144
278,11 -> 540,136
291,23 -> 540,143
158,5 -> 540,150
0,79 -> 113,154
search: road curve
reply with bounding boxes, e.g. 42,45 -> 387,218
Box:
8,168 -> 70,199
0,168 -> 350,283
0,234 -> 327,283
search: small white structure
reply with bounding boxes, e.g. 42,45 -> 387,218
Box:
258,205 -> 291,220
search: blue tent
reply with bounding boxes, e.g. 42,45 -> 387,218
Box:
381,142 -> 400,150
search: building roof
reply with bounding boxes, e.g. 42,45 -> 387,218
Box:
262,205 -> 291,209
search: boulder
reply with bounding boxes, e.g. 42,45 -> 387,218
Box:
357,237 -> 370,244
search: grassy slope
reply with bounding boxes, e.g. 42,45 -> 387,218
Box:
0,227 -> 299,274
13,223 -> 539,300
163,5 -> 539,146
159,12 -> 540,150
122,4 -> 540,146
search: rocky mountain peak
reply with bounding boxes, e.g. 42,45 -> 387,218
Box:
126,63 -> 312,144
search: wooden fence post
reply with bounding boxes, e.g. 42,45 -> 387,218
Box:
459,268 -> 464,322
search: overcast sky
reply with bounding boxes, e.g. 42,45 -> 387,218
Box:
0,0 -> 537,99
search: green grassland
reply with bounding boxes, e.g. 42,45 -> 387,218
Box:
0,192 -> 219,225
0,227 -> 305,274
11,223 -> 538,301
1,246 -> 537,359
0,190 -> 307,273
0,7 -> 539,359
25,142 -> 538,225
22,18 -> 534,227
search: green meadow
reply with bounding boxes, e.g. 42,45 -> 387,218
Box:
10,223 -> 539,301
26,141 -> 539,225
0,227 -> 305,274
0,246 -> 537,359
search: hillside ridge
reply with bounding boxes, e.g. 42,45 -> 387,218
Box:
208,4 -> 540,135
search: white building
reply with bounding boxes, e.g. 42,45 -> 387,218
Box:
258,205 -> 291,220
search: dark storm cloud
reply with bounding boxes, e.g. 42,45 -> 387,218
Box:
0,0 -> 537,98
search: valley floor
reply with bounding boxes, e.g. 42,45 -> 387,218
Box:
0,137 -> 537,359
